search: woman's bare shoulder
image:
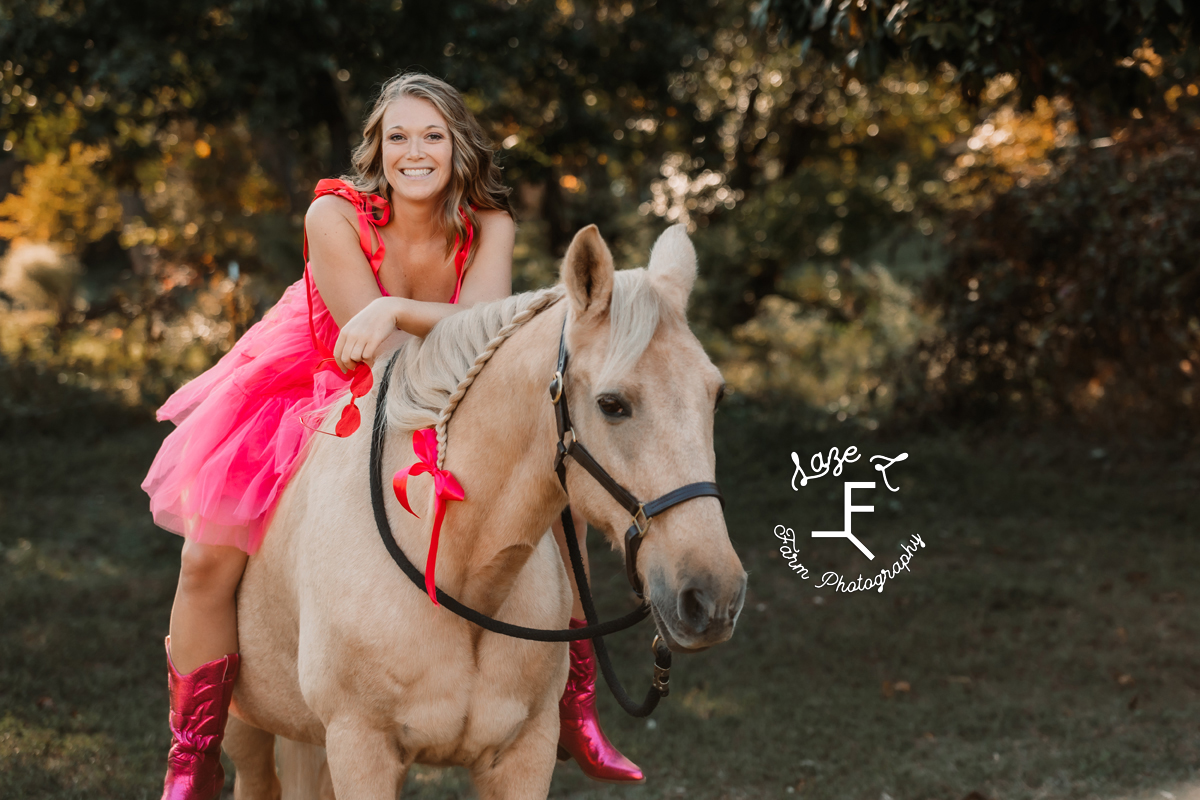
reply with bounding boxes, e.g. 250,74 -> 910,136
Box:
475,208 -> 515,236
305,193 -> 359,232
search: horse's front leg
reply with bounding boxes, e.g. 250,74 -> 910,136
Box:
469,705 -> 559,800
323,719 -> 409,799
224,716 -> 281,800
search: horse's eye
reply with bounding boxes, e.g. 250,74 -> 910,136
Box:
597,395 -> 630,418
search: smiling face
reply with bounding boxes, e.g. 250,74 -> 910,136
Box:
380,94 -> 454,205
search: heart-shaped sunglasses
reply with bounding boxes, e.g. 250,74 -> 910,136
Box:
300,359 -> 374,437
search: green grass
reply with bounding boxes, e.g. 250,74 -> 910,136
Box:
2,400 -> 1198,799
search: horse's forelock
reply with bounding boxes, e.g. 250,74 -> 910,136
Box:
596,268 -> 664,388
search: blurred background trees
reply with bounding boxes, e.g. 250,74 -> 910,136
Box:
1,0 -> 1197,433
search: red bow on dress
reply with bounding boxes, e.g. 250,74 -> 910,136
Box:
392,427 -> 465,605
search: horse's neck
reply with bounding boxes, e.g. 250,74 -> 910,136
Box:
426,305 -> 566,616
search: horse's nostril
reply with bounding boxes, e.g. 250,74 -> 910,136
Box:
728,580 -> 747,621
679,586 -> 715,633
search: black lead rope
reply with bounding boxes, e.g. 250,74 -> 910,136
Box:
558,502 -> 668,716
368,350 -> 669,715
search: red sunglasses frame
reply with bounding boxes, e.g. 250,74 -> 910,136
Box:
299,359 -> 374,438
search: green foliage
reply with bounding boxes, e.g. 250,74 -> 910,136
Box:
713,259 -> 935,423
754,0 -> 1199,125
674,41 -> 969,329
0,142 -> 121,251
1,1 -> 712,205
0,351 -> 148,436
1,0 -> 725,396
0,244 -> 82,324
909,118 -> 1200,430
7,0 -> 1199,431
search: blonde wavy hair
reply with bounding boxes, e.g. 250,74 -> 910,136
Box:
343,73 -> 513,265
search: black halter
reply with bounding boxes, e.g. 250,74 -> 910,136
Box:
367,304 -> 725,716
548,315 -> 726,599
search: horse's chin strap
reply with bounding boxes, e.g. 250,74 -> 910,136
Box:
548,316 -> 725,600
557,495 -> 672,714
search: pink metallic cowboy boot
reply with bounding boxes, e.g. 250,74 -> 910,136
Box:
161,636 -> 240,800
557,618 -> 645,784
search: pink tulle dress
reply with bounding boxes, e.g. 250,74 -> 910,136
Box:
141,179 -> 474,554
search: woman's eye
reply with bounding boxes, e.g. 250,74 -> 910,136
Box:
597,395 -> 630,418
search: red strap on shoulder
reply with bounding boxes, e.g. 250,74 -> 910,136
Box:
449,206 -> 475,305
303,179 -> 392,356
297,180 -> 396,439
304,179 -> 390,273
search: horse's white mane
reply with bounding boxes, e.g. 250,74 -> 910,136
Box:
384,284 -> 564,439
385,268 -> 667,467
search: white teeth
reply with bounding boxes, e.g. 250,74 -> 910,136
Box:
402,168 -> 432,176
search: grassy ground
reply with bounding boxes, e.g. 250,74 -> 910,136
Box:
1,396 -> 1198,799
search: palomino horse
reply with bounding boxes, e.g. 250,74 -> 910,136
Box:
223,225 -> 746,799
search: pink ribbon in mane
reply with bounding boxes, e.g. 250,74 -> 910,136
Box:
392,427 -> 465,605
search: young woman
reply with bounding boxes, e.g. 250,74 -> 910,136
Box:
141,73 -> 643,800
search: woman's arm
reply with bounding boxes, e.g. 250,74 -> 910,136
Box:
328,209 -> 515,370
385,209 -> 516,336
305,195 -> 388,330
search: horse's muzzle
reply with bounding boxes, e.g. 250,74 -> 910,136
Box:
648,569 -> 747,652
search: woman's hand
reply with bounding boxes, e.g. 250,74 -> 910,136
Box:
333,297 -> 405,372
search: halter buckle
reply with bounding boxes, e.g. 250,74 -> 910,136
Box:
550,371 -> 564,404
631,503 -> 650,537
651,635 -> 670,695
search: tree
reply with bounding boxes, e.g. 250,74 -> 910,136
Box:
0,0 -> 727,400
1,0 -> 716,231
907,117 -> 1200,429
753,0 -> 1198,131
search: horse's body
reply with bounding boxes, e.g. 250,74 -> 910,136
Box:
223,226 -> 746,799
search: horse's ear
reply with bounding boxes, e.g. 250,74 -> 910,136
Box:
562,225 -> 614,321
647,224 -> 696,312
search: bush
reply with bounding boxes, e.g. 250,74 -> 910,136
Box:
909,119 -> 1200,431
0,243 -> 81,322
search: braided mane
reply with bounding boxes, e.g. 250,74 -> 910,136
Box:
385,285 -> 564,468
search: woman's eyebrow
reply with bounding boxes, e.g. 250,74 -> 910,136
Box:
385,124 -> 448,133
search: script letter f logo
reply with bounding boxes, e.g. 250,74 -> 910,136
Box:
812,482 -> 875,560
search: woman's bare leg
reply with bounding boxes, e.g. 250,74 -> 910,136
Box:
168,539 -> 248,673
552,507 -> 589,620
